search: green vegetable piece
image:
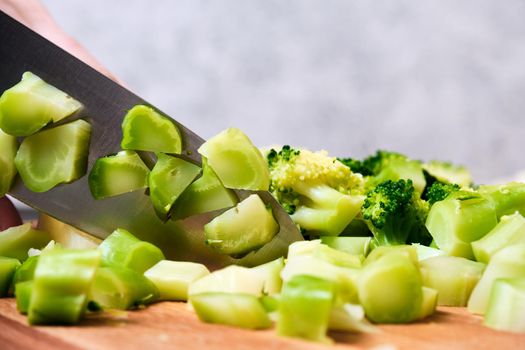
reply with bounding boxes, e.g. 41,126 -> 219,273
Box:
420,256 -> 485,306
188,265 -> 265,297
198,128 -> 269,190
411,243 -> 447,261
89,150 -> 150,199
144,260 -> 210,301
260,294 -> 280,313
358,252 -> 423,323
0,256 -> 21,296
0,223 -> 51,261
468,244 -> 525,315
28,249 -> 100,325
89,266 -> 159,310
416,287 -> 438,320
0,129 -> 18,196
171,157 -> 238,220
472,212 -> 525,263
12,255 -> 39,286
484,278 -> 525,333
312,244 -> 363,268
0,72 -> 82,136
15,280 -> 33,314
479,182 -> 525,218
191,292 -> 271,329
277,275 -> 335,343
149,153 -> 201,220
422,160 -> 472,187
121,105 -> 182,154
15,119 -> 91,192
321,236 -> 372,257
250,257 -> 284,295
204,194 -> 279,255
98,228 -> 164,273
425,191 -> 498,259
365,245 -> 419,266
329,303 -> 377,333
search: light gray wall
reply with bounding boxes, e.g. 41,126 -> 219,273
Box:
43,0 -> 525,183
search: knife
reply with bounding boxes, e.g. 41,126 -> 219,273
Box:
0,11 -> 302,268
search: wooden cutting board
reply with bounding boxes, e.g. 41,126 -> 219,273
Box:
0,298 -> 523,350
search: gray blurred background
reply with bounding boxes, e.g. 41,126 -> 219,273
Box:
42,0 -> 525,183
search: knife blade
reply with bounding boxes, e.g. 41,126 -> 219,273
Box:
0,11 -> 302,268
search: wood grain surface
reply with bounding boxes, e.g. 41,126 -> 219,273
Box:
0,298 -> 523,350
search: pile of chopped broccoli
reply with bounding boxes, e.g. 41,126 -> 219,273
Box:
362,179 -> 431,246
267,145 -> 365,236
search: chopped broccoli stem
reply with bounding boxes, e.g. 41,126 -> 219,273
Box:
0,129 -> 18,196
144,260 -> 210,301
320,236 -> 372,257
121,105 -> 182,154
171,157 -> 238,220
28,249 -> 100,325
204,194 -> 279,256
98,228 -> 164,274
198,128 -> 269,190
420,256 -> 485,306
484,278 -> 525,333
416,287 -> 438,320
479,182 -> 525,218
149,153 -> 201,220
250,257 -> 284,295
0,256 -> 21,297
188,265 -> 265,297
89,266 -> 159,310
89,150 -> 150,199
12,256 -> 39,286
277,275 -> 335,343
0,72 -> 82,136
15,119 -> 91,193
472,212 -> 525,263
0,224 -> 51,261
191,292 -> 272,329
15,280 -> 33,314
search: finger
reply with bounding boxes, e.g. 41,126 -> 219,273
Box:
0,196 -> 23,231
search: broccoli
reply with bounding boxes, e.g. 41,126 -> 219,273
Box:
267,145 -> 365,236
424,182 -> 461,205
422,160 -> 472,188
362,179 -> 431,246
340,151 -> 426,194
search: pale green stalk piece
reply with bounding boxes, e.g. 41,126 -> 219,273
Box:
204,194 -> 278,255
468,244 -> 525,315
198,128 -> 269,190
0,129 -> 18,196
191,292 -> 271,329
144,260 -> 210,301
472,212 -> 525,263
419,256 -> 485,306
0,72 -> 82,136
15,119 -> 91,192
415,287 -> 438,320
479,182 -> 525,218
312,244 -> 363,268
188,265 -> 265,297
0,223 -> 51,261
89,150 -> 149,199
121,105 -> 182,154
277,275 -> 335,344
15,280 -> 33,314
412,243 -> 447,261
250,257 -> 284,295
171,157 -> 237,220
149,153 -> 201,220
358,252 -> 423,323
28,249 -> 100,325
321,236 -> 372,257
89,266 -> 159,309
98,228 -> 165,273
484,278 -> 525,333
0,256 -> 21,297
425,191 -> 498,259
329,303 -> 377,333
364,245 -> 419,266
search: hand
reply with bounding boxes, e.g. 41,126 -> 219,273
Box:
0,0 -> 117,230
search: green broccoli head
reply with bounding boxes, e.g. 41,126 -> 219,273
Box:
267,145 -> 365,236
422,160 -> 472,188
424,181 -> 461,205
362,179 -> 431,246
339,150 -> 426,194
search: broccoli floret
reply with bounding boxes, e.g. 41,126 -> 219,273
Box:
267,145 -> 365,236
362,179 -> 431,246
424,182 -> 461,205
422,160 -> 472,188
340,151 -> 426,194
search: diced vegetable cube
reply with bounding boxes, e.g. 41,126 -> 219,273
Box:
0,223 -> 51,261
